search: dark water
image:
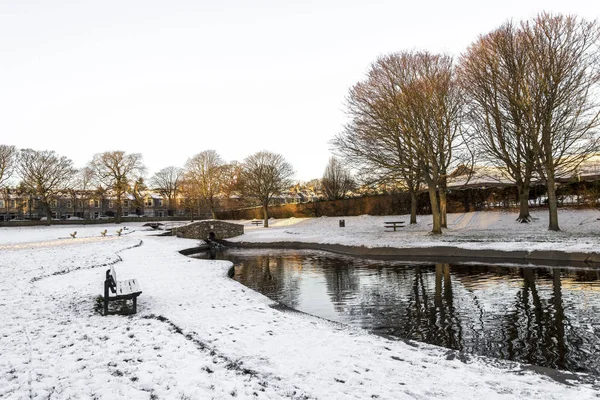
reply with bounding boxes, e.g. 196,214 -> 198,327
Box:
191,248 -> 600,375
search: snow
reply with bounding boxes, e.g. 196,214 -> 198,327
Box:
1,210 -> 599,399
230,209 -> 600,254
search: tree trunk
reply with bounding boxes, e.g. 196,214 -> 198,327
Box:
409,190 -> 418,224
262,203 -> 269,227
44,201 -> 53,220
438,189 -> 447,228
428,185 -> 442,234
546,174 -> 560,231
517,183 -> 532,223
115,193 -> 122,224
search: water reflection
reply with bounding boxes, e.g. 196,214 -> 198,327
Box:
191,248 -> 600,375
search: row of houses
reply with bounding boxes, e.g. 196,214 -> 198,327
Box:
0,192 -> 163,221
0,188 -> 321,221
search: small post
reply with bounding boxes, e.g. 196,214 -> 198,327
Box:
339,219 -> 345,228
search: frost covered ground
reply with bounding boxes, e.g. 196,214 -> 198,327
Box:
1,209 -> 599,399
230,209 -> 600,254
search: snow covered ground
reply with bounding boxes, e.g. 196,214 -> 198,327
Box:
1,210 -> 599,399
230,209 -> 600,254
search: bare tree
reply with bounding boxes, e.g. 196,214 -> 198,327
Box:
459,22 -> 537,222
333,53 -> 423,224
219,161 -> 243,211
240,151 -> 295,227
398,52 -> 464,233
335,52 -> 464,233
185,150 -> 225,219
0,145 -> 17,221
521,13 -> 600,231
150,166 -> 184,216
180,174 -> 201,221
129,177 -> 147,217
0,145 -> 16,188
89,151 -> 146,223
17,149 -> 77,219
321,156 -> 355,200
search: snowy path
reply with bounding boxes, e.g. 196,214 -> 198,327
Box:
0,234 -> 303,399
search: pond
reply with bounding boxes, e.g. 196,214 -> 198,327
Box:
190,247 -> 600,376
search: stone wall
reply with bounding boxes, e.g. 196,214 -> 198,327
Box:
174,220 -> 244,240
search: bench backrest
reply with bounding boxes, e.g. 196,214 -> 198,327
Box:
106,266 -> 117,293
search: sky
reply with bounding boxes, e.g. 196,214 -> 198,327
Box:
1,1 -> 599,182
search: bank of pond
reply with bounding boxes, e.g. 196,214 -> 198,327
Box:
190,247 -> 600,377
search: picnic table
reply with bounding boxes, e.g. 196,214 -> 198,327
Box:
384,221 -> 405,231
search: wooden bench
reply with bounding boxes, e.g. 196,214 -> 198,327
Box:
251,220 -> 263,226
384,221 -> 405,231
103,266 -> 142,316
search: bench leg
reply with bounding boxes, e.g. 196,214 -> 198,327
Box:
104,282 -> 109,316
132,297 -> 137,314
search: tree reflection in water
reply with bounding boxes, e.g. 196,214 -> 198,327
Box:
198,248 -> 600,375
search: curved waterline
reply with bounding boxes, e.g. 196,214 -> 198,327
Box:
219,240 -> 600,268
184,242 -> 600,378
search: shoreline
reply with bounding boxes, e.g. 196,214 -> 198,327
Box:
220,239 -> 600,268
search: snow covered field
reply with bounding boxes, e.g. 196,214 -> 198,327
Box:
1,210 -> 599,399
231,209 -> 600,254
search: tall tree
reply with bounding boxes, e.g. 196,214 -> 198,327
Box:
398,52 -> 464,233
0,145 -> 17,220
333,53 -> 423,224
521,13 -> 600,231
129,177 -> 147,216
149,166 -> 184,216
185,150 -> 225,219
321,156 -> 355,200
17,149 -> 77,219
89,151 -> 146,223
459,22 -> 536,222
219,161 -> 243,211
180,174 -> 201,221
0,145 -> 16,188
335,52 -> 464,233
240,151 -> 295,227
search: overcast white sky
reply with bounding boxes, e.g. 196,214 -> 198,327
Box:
1,1 -> 599,182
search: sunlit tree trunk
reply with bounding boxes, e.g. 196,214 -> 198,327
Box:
262,203 -> 269,228
428,185 -> 442,234
546,174 -> 560,231
516,182 -> 532,223
438,189 -> 447,228
409,190 -> 418,224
